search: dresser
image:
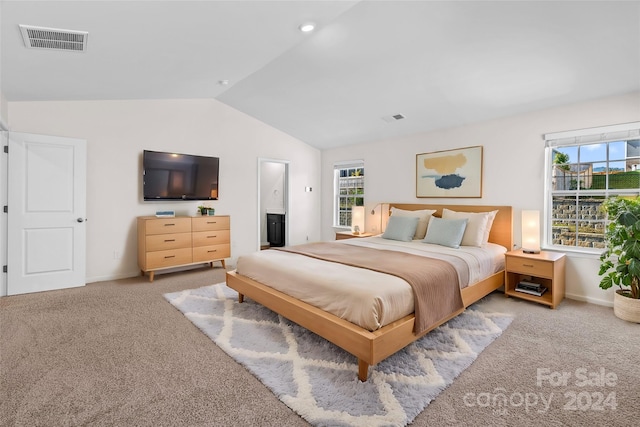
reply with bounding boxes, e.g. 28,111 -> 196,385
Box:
137,215 -> 230,282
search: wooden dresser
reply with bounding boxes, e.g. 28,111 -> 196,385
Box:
137,215 -> 230,282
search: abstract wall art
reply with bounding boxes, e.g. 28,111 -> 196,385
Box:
416,145 -> 483,198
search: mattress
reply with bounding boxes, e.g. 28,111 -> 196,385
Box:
235,236 -> 506,331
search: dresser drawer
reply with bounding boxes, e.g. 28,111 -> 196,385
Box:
506,256 -> 554,277
193,244 -> 230,262
146,232 -> 192,252
192,230 -> 230,247
145,218 -> 192,235
192,216 -> 230,232
146,248 -> 192,269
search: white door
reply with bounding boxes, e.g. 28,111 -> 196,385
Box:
7,132 -> 87,295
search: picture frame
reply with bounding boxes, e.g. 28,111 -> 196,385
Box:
416,145 -> 483,198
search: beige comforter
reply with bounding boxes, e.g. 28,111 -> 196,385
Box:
275,242 -> 462,334
235,237 -> 506,331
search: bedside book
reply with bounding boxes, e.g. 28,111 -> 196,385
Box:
155,210 -> 175,218
515,284 -> 547,297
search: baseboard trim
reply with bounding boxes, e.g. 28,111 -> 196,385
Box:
565,292 -> 613,307
86,271 -> 140,284
86,261 -> 233,284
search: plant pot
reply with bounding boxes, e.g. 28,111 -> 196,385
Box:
613,290 -> 640,323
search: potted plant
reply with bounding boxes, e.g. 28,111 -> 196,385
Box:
598,196 -> 640,322
197,204 -> 211,216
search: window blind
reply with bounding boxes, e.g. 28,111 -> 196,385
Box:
333,160 -> 364,170
544,122 -> 640,147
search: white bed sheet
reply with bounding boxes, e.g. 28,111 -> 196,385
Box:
235,237 -> 506,331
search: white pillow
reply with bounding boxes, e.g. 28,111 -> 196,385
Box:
390,207 -> 437,240
441,208 -> 498,246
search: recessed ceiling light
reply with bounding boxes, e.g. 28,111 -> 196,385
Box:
218,80 -> 229,86
298,22 -> 316,33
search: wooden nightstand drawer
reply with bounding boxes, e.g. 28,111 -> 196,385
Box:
146,232 -> 192,251
146,248 -> 192,269
192,230 -> 230,247
506,256 -> 553,277
192,216 -> 230,232
193,244 -> 230,262
145,218 -> 192,235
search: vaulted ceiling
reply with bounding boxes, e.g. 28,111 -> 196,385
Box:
2,1 -> 639,149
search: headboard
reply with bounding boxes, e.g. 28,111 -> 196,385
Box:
386,203 -> 513,250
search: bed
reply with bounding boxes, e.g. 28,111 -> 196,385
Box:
226,204 -> 513,381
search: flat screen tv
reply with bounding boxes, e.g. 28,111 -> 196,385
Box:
143,150 -> 219,201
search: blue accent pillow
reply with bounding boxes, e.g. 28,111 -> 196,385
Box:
382,216 -> 420,242
422,217 -> 469,248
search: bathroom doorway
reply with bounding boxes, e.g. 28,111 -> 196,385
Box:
257,158 -> 289,250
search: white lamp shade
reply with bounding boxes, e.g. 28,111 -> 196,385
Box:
352,206 -> 365,234
522,210 -> 540,254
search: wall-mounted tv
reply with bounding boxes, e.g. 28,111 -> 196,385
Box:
143,150 -> 219,201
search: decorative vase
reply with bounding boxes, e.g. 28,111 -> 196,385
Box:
613,290 -> 640,323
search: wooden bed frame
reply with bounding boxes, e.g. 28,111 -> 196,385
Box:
226,204 -> 512,381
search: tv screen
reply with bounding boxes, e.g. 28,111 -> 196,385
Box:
143,150 -> 219,201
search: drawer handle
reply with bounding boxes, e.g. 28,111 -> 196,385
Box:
164,223 -> 175,226
208,250 -> 217,253
207,235 -> 217,238
164,255 -> 175,259
523,264 -> 534,267
164,239 -> 175,242
207,221 -> 217,224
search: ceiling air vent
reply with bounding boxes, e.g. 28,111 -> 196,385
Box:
381,114 -> 406,123
19,24 -> 88,52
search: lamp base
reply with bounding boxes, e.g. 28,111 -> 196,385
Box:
522,248 -> 541,254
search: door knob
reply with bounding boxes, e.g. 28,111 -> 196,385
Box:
77,218 -> 85,223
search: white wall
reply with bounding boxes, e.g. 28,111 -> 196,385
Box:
321,92 -> 640,306
0,0 -> 5,126
7,98 -> 321,283
0,94 -> 7,128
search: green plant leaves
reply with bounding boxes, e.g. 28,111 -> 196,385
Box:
599,196 -> 640,299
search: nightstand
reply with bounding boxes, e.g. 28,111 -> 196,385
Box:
335,231 -> 374,240
504,249 -> 566,309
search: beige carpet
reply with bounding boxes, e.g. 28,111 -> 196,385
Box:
1,267 -> 638,426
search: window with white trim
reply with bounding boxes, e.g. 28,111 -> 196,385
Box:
544,122 -> 640,252
333,161 -> 364,228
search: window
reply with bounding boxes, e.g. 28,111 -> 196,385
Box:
333,161 -> 364,228
544,122 -> 640,252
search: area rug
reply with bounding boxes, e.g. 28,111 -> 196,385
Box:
164,283 -> 512,427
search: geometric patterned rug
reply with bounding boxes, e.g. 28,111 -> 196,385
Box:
164,283 -> 512,427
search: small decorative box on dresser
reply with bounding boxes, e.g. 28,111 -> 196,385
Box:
335,231 -> 374,240
504,249 -> 566,309
137,215 -> 230,282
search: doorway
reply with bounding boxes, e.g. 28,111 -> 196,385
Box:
257,158 -> 289,250
6,132 -> 87,295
